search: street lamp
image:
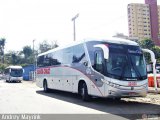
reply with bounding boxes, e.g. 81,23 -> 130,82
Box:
71,13 -> 79,41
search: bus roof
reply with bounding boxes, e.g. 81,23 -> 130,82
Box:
38,38 -> 139,57
6,66 -> 23,69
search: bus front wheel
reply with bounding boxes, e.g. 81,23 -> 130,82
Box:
43,80 -> 49,93
80,82 -> 90,101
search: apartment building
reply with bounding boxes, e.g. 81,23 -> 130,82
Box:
128,0 -> 160,45
158,6 -> 160,36
128,3 -> 151,40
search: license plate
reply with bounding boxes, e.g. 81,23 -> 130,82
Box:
128,81 -> 137,86
128,92 -> 136,96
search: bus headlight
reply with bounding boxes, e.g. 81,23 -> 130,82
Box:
110,82 -> 114,87
102,80 -> 120,88
114,84 -> 120,88
108,82 -> 120,88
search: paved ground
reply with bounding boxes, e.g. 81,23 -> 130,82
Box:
0,80 -> 160,120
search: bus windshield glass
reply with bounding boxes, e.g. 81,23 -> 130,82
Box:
106,44 -> 147,80
10,69 -> 23,77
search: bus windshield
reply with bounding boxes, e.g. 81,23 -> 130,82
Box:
106,44 -> 147,80
10,69 -> 23,77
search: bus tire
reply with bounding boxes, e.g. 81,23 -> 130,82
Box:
43,80 -> 49,93
114,97 -> 121,101
80,82 -> 90,101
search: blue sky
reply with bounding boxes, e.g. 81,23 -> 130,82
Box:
0,0 -> 159,52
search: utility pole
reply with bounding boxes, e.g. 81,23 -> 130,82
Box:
33,39 -> 35,81
71,13 -> 79,41
33,40 -> 35,55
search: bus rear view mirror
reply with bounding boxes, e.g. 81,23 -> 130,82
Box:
94,44 -> 109,60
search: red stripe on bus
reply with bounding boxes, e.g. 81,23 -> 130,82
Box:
37,66 -> 104,97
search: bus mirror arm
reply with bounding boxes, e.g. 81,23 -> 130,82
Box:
94,44 -> 109,60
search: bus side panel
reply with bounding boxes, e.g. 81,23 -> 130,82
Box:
62,76 -> 73,92
36,66 -> 105,97
88,71 -> 105,97
47,76 -> 53,89
36,67 -> 90,94
51,67 -> 79,93
54,76 -> 62,90
36,75 -> 43,88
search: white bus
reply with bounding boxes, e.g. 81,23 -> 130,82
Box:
4,66 -> 23,82
36,38 -> 148,101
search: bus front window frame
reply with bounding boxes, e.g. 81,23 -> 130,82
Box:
94,50 -> 104,74
105,45 -> 147,81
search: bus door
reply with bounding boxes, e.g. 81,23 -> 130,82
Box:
90,50 -> 105,96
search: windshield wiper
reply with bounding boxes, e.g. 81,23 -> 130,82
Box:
119,61 -> 128,80
129,56 -> 142,80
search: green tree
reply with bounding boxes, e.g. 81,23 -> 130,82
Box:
0,63 -> 7,72
0,38 -> 6,63
11,52 -> 23,65
4,51 -> 23,65
138,38 -> 155,50
22,46 -> 33,59
51,40 -> 59,49
39,40 -> 59,53
4,47 -> 35,66
138,39 -> 160,64
4,51 -> 13,64
152,46 -> 160,63
39,40 -> 51,53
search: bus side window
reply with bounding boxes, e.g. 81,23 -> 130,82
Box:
72,44 -> 85,63
94,51 -> 104,73
37,55 -> 45,67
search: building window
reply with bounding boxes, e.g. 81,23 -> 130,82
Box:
128,8 -> 130,14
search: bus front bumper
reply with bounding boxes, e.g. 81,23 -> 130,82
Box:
106,84 -> 148,98
9,77 -> 22,82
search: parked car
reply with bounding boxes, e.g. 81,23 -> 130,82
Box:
147,63 -> 160,74
156,64 -> 160,72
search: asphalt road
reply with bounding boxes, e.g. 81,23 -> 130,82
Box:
0,80 -> 160,120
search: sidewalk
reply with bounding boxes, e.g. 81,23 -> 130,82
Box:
148,87 -> 160,94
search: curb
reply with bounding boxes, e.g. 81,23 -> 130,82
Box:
148,90 -> 160,94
